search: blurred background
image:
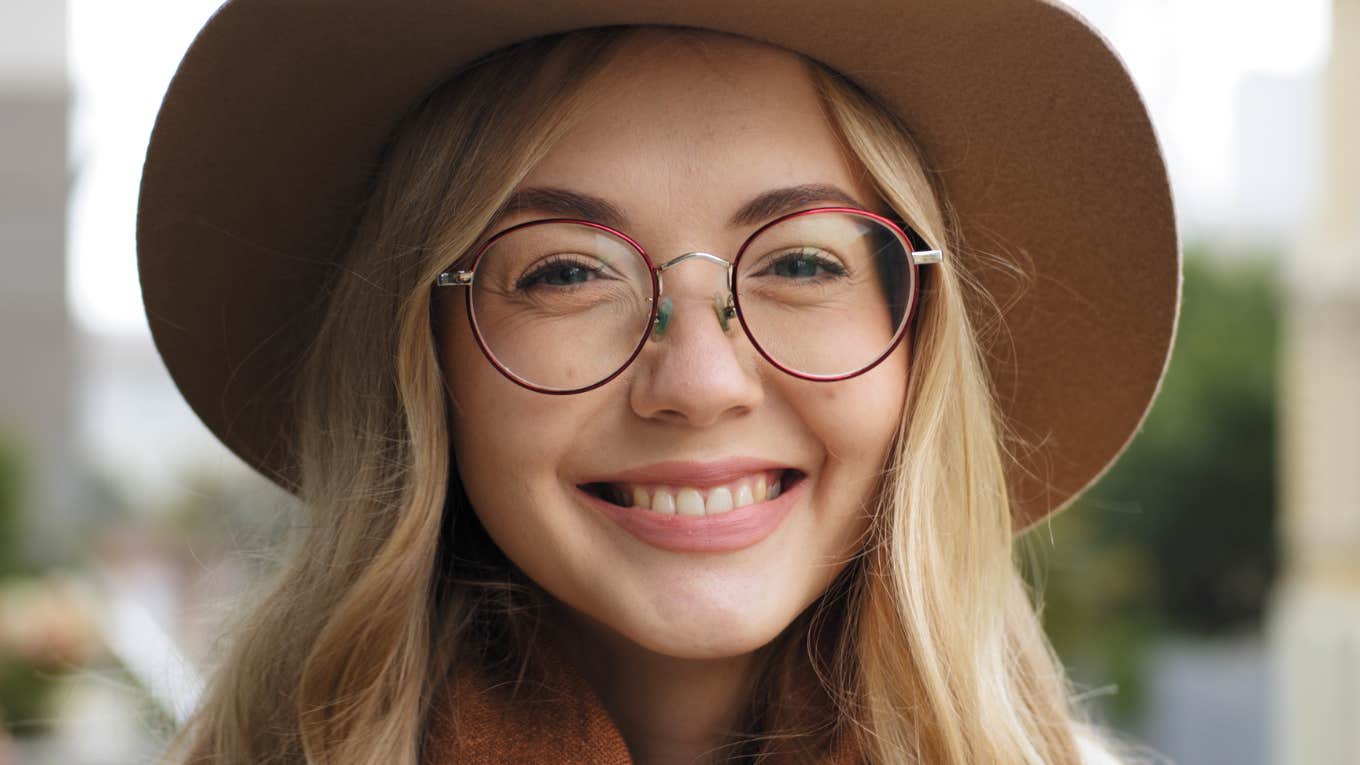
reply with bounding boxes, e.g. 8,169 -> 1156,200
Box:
0,0 -> 1355,763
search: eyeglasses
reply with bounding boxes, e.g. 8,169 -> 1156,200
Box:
435,206 -> 942,394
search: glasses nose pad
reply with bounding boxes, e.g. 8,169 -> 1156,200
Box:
650,296 -> 673,341
713,291 -> 735,334
648,292 -> 736,341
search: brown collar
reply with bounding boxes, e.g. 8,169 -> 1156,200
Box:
423,639 -> 861,764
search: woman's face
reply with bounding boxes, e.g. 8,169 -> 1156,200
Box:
439,32 -> 909,660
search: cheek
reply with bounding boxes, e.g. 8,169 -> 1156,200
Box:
439,298 -> 545,512
438,292 -> 552,445
811,343 -> 908,461
437,297 -> 606,554
793,341 -> 909,546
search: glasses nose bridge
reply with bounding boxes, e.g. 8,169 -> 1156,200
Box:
651,251 -> 737,341
655,250 -> 733,288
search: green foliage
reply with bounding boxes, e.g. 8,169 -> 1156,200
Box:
0,656 -> 54,738
0,433 -> 30,577
1020,507 -> 1159,723
0,431 -> 56,738
1089,248 -> 1279,632
1021,246 -> 1280,721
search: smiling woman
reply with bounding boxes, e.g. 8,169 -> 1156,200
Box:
138,3 -> 1178,764
436,44 -> 921,751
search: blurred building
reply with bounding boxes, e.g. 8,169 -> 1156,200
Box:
78,330 -> 263,512
66,0 -> 263,511
1270,0 -> 1360,763
1234,72 -> 1324,253
0,0 -> 84,562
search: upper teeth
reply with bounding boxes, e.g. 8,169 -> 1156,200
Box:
624,471 -> 783,516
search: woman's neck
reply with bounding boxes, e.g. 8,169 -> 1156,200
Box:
550,606 -> 759,765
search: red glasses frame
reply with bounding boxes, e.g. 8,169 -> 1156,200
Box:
435,206 -> 943,395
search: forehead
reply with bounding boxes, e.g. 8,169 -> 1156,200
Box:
512,29 -> 884,230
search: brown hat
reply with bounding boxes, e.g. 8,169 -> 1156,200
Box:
137,0 -> 1180,534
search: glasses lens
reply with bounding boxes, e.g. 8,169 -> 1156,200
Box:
469,222 -> 654,392
735,211 -> 914,378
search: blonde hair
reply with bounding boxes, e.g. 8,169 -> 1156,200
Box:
164,25 -> 1140,765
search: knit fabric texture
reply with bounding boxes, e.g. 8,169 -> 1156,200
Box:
422,636 -> 862,764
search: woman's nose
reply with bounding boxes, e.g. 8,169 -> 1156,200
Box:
629,278 -> 764,427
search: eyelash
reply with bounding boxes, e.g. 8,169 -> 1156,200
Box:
515,255 -> 607,291
761,249 -> 848,279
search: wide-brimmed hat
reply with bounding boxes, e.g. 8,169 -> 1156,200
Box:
137,0 -> 1180,534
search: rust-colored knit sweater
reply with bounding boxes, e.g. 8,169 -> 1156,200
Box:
422,638 -> 862,764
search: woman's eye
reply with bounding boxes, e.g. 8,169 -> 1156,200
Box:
770,250 -> 847,279
517,258 -> 603,290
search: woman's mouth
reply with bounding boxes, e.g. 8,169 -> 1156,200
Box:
575,463 -> 806,553
580,469 -> 797,516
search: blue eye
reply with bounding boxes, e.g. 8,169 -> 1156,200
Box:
517,257 -> 603,290
771,249 -> 847,279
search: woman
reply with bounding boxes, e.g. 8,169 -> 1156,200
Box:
140,2 -> 1180,763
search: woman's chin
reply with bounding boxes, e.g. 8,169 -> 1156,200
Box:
611,610 -> 793,660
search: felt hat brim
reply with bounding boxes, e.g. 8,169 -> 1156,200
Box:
137,0 -> 1181,534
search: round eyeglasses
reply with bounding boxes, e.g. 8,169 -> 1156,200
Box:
434,206 -> 943,394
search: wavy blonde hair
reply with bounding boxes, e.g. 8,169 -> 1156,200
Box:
164,25 -> 1142,765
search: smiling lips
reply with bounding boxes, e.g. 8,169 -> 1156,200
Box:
577,460 -> 803,553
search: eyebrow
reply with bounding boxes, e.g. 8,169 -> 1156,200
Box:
495,183 -> 868,231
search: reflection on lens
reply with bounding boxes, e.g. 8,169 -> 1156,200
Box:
470,222 -> 654,392
735,211 -> 913,377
